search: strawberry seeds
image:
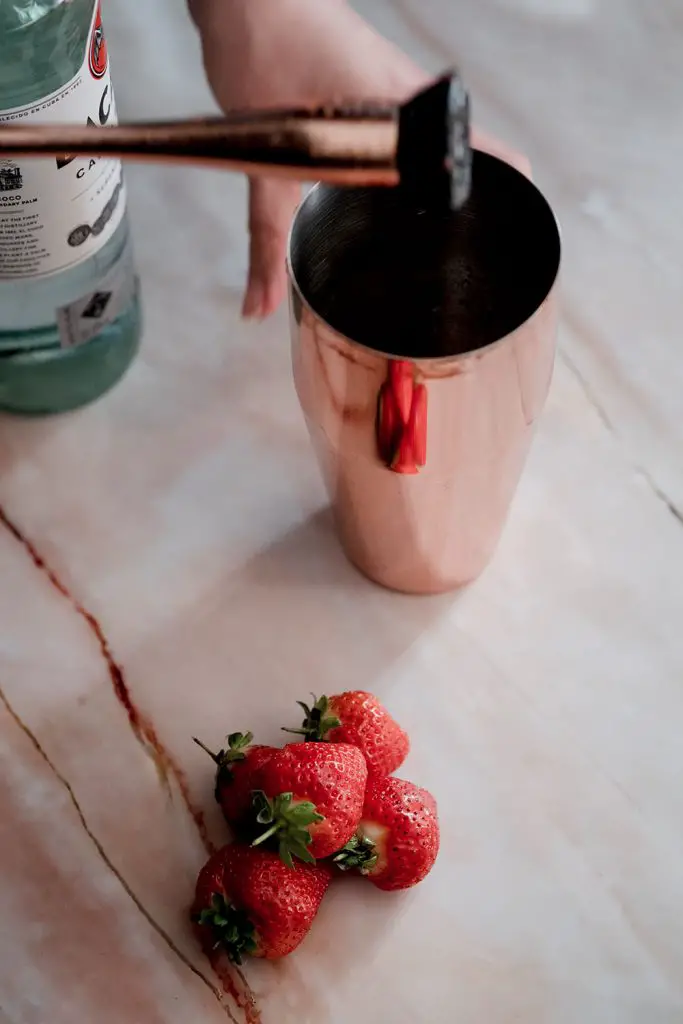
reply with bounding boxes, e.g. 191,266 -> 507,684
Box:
192,689 -> 439,962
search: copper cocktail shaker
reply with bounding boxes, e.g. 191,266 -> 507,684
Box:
288,152 -> 561,594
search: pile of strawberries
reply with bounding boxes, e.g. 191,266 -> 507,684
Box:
191,690 -> 439,962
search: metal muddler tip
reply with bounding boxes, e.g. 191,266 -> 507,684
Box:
0,70 -> 472,207
397,71 -> 472,210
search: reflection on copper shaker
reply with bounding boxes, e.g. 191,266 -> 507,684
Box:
376,361 -> 428,474
287,152 -> 561,594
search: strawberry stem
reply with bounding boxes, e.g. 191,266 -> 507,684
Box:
281,695 -> 341,742
193,731 -> 254,803
251,822 -> 280,846
192,737 -> 220,763
250,790 -> 324,868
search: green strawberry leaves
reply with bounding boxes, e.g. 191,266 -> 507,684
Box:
281,694 -> 342,742
251,790 -> 324,868
195,893 -> 258,965
193,731 -> 254,803
333,834 -> 379,875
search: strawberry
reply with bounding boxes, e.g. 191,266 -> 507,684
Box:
283,691 -> 409,777
193,732 -> 275,826
333,775 -> 439,891
251,741 -> 367,865
192,844 -> 331,961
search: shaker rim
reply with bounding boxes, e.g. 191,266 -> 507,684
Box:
286,155 -> 561,366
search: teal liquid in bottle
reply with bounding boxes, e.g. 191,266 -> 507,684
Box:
0,0 -> 141,415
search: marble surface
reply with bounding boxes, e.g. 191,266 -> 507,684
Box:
2,1 -> 683,1022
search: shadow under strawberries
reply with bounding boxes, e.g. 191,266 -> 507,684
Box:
117,506 -> 457,1010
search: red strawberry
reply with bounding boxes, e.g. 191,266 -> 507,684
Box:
192,844 -> 331,961
283,691 -> 409,777
251,742 -> 367,865
333,775 -> 439,891
193,732 -> 275,825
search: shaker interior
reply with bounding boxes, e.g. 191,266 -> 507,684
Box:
289,151 -> 560,359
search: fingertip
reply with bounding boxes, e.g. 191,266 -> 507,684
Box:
243,238 -> 289,320
244,177 -> 300,320
259,266 -> 288,319
241,277 -> 265,320
242,263 -> 288,320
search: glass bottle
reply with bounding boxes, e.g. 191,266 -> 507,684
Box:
0,0 -> 141,415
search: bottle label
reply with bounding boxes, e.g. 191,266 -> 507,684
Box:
0,1 -> 126,281
56,237 -> 137,348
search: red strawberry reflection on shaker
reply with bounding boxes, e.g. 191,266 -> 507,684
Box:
376,360 -> 427,474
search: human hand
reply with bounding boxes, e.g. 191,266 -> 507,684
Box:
190,0 -> 530,319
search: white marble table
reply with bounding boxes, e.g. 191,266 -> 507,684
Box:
2,1 -> 682,1022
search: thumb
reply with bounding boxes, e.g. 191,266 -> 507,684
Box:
242,176 -> 302,319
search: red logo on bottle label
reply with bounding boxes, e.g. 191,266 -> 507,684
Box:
89,2 -> 108,79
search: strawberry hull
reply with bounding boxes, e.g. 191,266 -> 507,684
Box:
253,741 -> 368,861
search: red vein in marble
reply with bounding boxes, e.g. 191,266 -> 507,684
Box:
0,506 -> 266,1020
207,951 -> 262,1024
0,505 -> 213,855
0,683 -> 239,1024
